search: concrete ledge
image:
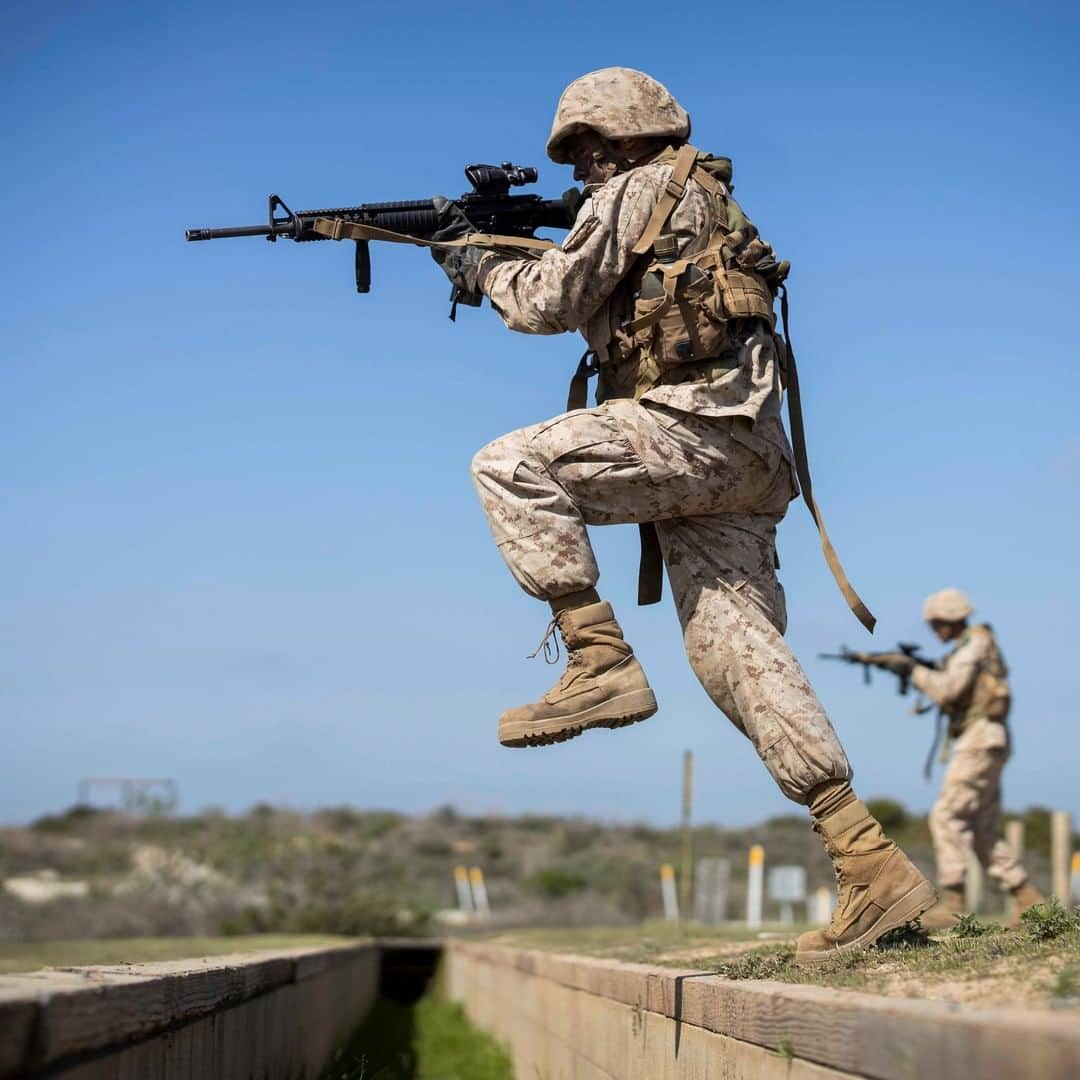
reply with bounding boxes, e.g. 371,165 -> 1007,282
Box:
445,941 -> 1080,1079
0,942 -> 380,1079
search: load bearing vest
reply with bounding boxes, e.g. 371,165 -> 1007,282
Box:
577,144 -> 875,632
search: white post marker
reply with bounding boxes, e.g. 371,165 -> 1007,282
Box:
746,845 -> 764,929
1051,811 -> 1072,904
964,848 -> 983,915
1070,852 -> 1080,909
812,885 -> 834,925
660,863 -> 679,922
694,857 -> 730,924
767,865 -> 807,925
454,866 -> 474,913
468,866 -> 490,919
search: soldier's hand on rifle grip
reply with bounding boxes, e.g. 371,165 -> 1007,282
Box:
429,196 -> 486,306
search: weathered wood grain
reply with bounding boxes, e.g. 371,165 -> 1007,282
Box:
0,942 -> 378,1077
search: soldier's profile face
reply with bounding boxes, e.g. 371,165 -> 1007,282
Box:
929,619 -> 963,642
561,133 -> 611,186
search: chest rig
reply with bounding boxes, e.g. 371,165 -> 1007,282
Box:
567,145 -> 877,635
949,625 -> 1011,734
604,144 -> 788,404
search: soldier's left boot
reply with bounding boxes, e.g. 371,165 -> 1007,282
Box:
1008,879 -> 1045,928
498,598 -> 657,748
796,787 -> 936,967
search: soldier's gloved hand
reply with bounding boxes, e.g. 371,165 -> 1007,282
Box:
430,196 -> 485,302
871,653 -> 916,676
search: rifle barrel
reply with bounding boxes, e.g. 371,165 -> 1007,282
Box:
186,225 -> 278,241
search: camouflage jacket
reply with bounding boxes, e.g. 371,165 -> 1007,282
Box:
477,159 -> 786,428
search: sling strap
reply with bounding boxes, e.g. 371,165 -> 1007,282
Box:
631,143 -> 700,257
312,217 -> 554,256
779,286 -> 876,632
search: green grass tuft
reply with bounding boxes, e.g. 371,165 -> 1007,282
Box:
1020,898 -> 1079,942
949,913 -> 999,939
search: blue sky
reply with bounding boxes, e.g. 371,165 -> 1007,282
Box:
3,0 -> 1078,828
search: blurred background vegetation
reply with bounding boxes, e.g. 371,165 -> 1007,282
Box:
0,801 -> 1067,943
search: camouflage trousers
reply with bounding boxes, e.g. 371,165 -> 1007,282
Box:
929,718 -> 1027,890
471,397 -> 853,803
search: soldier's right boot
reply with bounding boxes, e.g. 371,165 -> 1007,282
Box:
498,599 -> 657,748
1008,880 -> 1045,928
796,785 -> 936,966
919,884 -> 966,930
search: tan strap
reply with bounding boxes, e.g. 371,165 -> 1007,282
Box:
631,144 -> 700,257
780,288 -> 876,633
312,217 -> 555,256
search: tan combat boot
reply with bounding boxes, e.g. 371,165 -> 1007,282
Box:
919,884 -> 966,930
796,799 -> 936,966
498,600 -> 657,748
1008,880 -> 1045,928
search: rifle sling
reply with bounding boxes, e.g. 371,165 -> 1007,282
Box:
312,217 -> 554,256
780,287 -> 876,633
924,708 -> 945,780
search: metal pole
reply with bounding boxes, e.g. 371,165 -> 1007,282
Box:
680,750 -> 694,924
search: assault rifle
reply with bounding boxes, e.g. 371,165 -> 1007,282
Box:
185,162 -> 576,297
819,643 -> 936,696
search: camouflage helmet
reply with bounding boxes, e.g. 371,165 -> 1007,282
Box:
922,588 -> 974,622
546,67 -> 691,165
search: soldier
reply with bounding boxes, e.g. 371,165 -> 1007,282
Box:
430,67 -> 935,963
863,588 -> 1043,927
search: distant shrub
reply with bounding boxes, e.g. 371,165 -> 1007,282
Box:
865,798 -> 909,831
31,805 -> 102,832
763,814 -> 805,829
523,867 -> 588,899
559,825 -> 602,856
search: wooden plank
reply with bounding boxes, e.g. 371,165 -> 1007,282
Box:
0,942 -> 377,1077
449,942 -> 1080,1080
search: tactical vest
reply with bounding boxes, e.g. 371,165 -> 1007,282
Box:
597,143 -> 788,404
566,144 -> 875,633
946,624 -> 1011,737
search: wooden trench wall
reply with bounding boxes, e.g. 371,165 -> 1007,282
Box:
0,942 -> 380,1079
443,940 -> 1080,1080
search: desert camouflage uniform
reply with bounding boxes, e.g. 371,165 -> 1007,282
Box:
470,160 -> 852,803
912,627 -> 1027,890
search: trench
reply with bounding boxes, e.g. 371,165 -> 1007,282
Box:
321,942 -> 514,1080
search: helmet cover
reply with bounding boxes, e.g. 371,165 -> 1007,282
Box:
547,67 -> 691,164
922,588 -> 974,622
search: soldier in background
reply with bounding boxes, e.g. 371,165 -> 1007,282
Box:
863,588 -> 1043,926
430,67 -> 935,963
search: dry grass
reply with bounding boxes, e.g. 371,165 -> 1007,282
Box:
486,903 -> 1080,1011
